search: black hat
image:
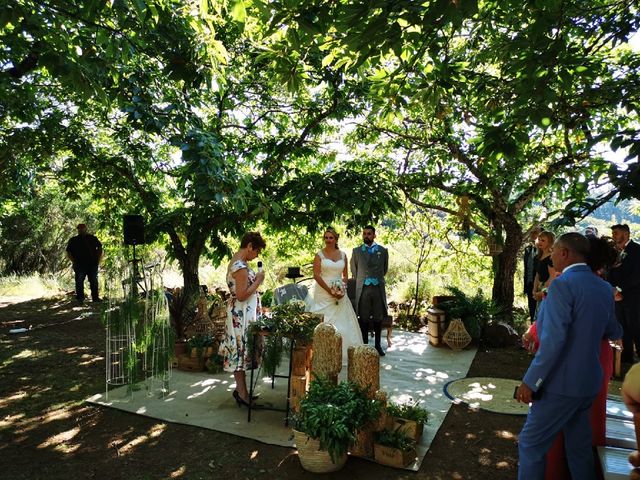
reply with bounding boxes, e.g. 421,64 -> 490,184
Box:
285,266 -> 303,279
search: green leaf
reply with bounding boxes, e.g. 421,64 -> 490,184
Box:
231,0 -> 246,23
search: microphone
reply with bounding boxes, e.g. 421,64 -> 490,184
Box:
257,261 -> 263,272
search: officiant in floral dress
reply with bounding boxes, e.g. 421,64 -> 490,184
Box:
218,231 -> 266,408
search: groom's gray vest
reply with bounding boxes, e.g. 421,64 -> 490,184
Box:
350,245 -> 389,317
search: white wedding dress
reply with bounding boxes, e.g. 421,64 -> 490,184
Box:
305,250 -> 363,360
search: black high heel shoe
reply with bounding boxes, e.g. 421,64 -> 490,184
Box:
233,390 -> 251,408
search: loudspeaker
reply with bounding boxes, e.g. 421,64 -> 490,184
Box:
123,214 -> 145,245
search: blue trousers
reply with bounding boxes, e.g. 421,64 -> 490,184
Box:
518,391 -> 596,480
74,264 -> 99,301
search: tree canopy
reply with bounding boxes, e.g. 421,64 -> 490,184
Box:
261,0 -> 640,313
2,0 -> 640,319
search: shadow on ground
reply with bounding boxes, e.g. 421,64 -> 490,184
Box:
0,296 -> 526,480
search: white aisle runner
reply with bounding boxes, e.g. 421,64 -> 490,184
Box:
87,330 -> 476,471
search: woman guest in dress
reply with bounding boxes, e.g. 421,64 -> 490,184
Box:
305,227 -> 363,359
532,231 -> 556,305
543,234 -> 620,480
218,231 -> 266,408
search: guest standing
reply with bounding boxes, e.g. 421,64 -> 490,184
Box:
609,223 -> 640,364
351,225 -> 389,356
542,235 -> 621,479
66,223 -> 103,304
523,227 -> 541,322
532,231 -> 555,303
515,233 -> 622,480
621,363 -> 640,479
218,231 -> 266,407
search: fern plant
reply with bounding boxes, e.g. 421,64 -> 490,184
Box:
386,400 -> 429,424
292,377 -> 384,463
376,428 -> 416,452
439,286 -> 498,340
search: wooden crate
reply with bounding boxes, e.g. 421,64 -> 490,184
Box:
386,417 -> 424,441
289,375 -> 307,413
373,443 -> 416,468
292,345 -> 311,376
177,354 -> 206,372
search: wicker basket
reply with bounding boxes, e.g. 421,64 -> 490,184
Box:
443,318 -> 472,350
294,429 -> 347,473
209,303 -> 227,341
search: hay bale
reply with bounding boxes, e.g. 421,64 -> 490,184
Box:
351,429 -> 374,458
310,323 -> 342,381
347,345 -> 379,398
372,390 -> 388,432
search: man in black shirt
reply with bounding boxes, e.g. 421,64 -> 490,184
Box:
523,227 -> 541,323
609,223 -> 640,363
66,223 -> 103,303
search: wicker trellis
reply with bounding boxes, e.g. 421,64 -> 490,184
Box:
443,318 -> 472,350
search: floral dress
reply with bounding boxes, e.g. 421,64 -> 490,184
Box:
218,260 -> 261,372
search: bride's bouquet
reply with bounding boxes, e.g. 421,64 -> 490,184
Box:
330,280 -> 345,305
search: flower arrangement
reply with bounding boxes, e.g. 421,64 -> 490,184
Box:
330,280 -> 345,304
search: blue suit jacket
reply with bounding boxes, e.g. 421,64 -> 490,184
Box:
523,264 -> 622,397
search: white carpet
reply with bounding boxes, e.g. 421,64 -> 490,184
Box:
87,330 -> 477,471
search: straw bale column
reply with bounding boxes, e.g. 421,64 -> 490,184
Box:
347,345 -> 380,398
310,323 -> 342,384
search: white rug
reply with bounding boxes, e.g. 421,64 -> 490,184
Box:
87,330 -> 477,471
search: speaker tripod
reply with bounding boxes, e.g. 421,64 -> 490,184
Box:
122,242 -> 148,298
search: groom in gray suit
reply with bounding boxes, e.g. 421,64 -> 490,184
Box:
351,225 -> 389,356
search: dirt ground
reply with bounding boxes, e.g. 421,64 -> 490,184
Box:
0,296 -> 535,480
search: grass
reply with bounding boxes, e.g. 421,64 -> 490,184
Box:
0,273 -> 69,298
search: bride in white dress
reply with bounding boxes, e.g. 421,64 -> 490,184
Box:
305,228 -> 363,359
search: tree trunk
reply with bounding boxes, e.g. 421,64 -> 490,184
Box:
491,224 -> 523,323
166,224 -> 207,338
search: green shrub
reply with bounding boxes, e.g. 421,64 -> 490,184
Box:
393,313 -> 424,332
293,377 -> 384,463
376,428 -> 415,452
438,286 -> 498,340
386,400 -> 429,424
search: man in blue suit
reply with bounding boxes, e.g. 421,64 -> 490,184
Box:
515,232 -> 622,480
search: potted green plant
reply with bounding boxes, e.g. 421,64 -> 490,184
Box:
292,376 -> 384,473
205,353 -> 224,374
251,300 -> 322,377
187,333 -> 213,358
373,428 -> 417,467
386,400 -> 429,441
438,286 -> 498,341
